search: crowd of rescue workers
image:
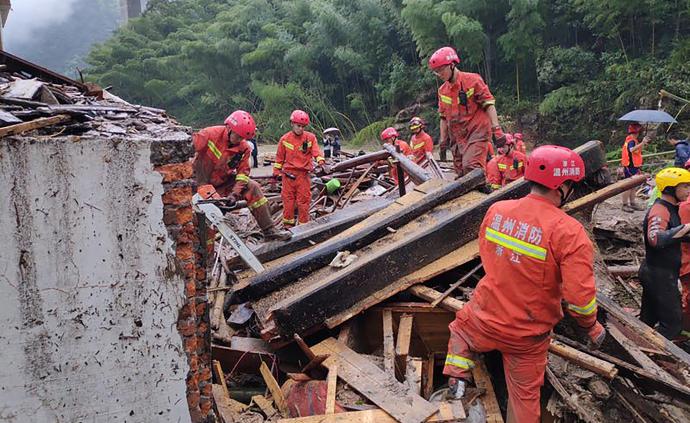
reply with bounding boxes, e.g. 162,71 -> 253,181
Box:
190,46 -> 690,423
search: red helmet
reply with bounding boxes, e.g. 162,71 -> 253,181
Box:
225,110 -> 256,139
628,123 -> 642,134
503,133 -> 515,146
514,133 -> 523,141
380,127 -> 399,141
524,145 -> 585,190
290,109 -> 310,125
428,46 -> 460,70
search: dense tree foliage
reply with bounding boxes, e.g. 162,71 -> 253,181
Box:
86,0 -> 690,147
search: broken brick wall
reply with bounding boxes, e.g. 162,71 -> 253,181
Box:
0,133 -> 211,422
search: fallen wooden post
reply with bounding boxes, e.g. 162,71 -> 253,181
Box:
0,114 -> 70,137
337,162 -> 376,209
383,143 -> 431,185
230,172 -> 485,304
325,363 -> 338,414
331,150 -> 390,173
607,265 -> 640,278
310,338 -> 439,423
276,405 -> 465,423
546,365 -> 598,423
561,174 -> 647,214
549,340 -> 618,379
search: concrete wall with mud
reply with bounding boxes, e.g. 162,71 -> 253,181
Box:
0,135 -> 192,422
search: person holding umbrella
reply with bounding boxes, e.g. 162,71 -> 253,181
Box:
322,127 -> 342,158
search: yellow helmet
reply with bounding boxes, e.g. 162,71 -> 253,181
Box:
655,167 -> 690,193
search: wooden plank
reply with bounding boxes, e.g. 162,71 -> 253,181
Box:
325,363 -> 338,414
259,361 -> 289,417
0,114 -> 70,138
383,142 -> 431,184
408,285 -> 466,313
382,310 -> 395,377
325,240 -> 478,329
213,360 -> 231,400
549,340 -> 618,379
430,261 -> 482,308
561,174 -> 647,214
406,358 -> 423,394
277,406 -> 465,423
607,323 -> 679,387
331,150 -> 390,173
252,394 -> 278,418
231,173 -> 484,304
545,366 -> 598,423
472,359 -> 504,423
337,322 -> 351,345
311,338 -> 439,423
395,313 -> 414,380
423,354 -> 435,400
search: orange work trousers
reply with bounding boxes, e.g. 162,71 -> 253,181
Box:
281,171 -> 311,226
444,305 -> 550,423
216,179 -> 267,210
451,141 -> 489,177
681,274 -> 690,336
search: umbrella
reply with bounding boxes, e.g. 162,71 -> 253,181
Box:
323,127 -> 340,134
618,109 -> 677,124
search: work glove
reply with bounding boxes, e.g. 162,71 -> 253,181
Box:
492,126 -> 507,148
587,321 -> 606,350
320,163 -> 332,175
446,377 -> 466,400
440,148 -> 448,162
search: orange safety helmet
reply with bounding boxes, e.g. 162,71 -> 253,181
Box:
514,133 -> 523,141
524,145 -> 585,190
409,116 -> 425,132
225,110 -> 256,139
290,109 -> 310,126
428,46 -> 460,70
380,127 -> 399,141
628,123 -> 642,134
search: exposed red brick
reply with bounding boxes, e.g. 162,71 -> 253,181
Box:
188,354 -> 199,373
184,280 -> 196,298
199,397 -> 213,416
187,391 -> 200,409
155,162 -> 194,183
197,322 -> 208,337
187,374 -> 199,391
179,301 -> 194,319
162,186 -> 192,206
199,365 -> 212,382
178,318 -> 196,337
195,268 -> 206,281
184,336 -> 198,352
200,381 -> 213,397
176,243 -> 194,261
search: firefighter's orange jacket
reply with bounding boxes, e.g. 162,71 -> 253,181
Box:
472,194 -> 599,339
409,131 -> 433,163
621,135 -> 643,167
192,125 -> 252,196
486,150 -> 526,189
274,130 -> 324,175
680,201 -> 690,276
438,71 -> 495,150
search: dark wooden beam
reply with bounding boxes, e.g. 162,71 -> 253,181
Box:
226,197 -> 391,269
383,143 -> 431,185
330,150 -> 390,173
266,141 -> 607,338
228,171 -> 485,304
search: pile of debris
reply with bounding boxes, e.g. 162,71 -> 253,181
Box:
0,50 -> 189,141
208,140 -> 690,422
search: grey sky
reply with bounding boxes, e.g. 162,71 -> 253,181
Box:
4,0 -> 81,46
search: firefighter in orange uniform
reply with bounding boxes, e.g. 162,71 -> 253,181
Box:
681,158 -> 690,338
428,46 -> 506,178
513,132 -> 527,154
192,110 -> 291,241
444,145 -> 606,423
408,117 -> 434,165
274,110 -> 328,226
380,127 -> 412,185
486,134 -> 526,190
621,122 -> 648,211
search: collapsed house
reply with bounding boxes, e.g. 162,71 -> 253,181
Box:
2,51 -> 690,423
